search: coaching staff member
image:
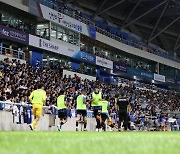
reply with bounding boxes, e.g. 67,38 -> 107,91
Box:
115,93 -> 130,131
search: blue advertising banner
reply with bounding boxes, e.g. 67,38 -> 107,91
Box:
0,25 -> 29,44
176,80 -> 180,86
88,25 -> 96,39
71,62 -> 80,70
166,78 -> 175,84
113,62 -> 127,73
127,67 -> 154,79
72,51 -> 96,64
30,50 -> 43,67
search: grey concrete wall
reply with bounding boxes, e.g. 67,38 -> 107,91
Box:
0,111 -> 97,131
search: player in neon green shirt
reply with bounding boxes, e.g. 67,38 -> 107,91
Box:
90,86 -> 103,131
76,89 -> 87,131
57,89 -> 67,131
100,97 -> 109,131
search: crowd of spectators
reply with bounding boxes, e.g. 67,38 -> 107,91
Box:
46,60 -> 96,76
0,58 -> 180,130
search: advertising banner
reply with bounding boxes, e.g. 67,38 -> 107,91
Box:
29,34 -> 79,57
30,50 -> 43,67
40,4 -> 83,33
166,78 -> 175,84
154,74 -> 165,82
72,51 -> 96,64
29,2 -> 96,38
0,25 -> 29,44
127,67 -> 154,79
96,56 -> 113,69
88,25 -> 96,39
29,35 -> 95,65
113,62 -> 127,73
176,80 -> 180,86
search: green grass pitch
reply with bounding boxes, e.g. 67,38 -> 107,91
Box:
0,132 -> 180,154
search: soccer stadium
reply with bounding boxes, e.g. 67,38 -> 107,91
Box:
0,0 -> 180,153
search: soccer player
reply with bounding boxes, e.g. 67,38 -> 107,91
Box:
100,98 -> 109,131
76,89 -> 87,131
116,93 -> 130,131
29,83 -> 46,131
90,86 -> 103,131
57,89 -> 67,131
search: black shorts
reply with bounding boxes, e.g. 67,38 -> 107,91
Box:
58,109 -> 67,119
92,106 -> 102,117
76,110 -> 87,116
118,110 -> 128,122
101,113 -> 108,122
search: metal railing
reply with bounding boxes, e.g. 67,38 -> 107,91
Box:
0,47 -> 25,60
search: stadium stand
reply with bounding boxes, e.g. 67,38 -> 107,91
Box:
0,0 -> 180,131
0,58 -> 179,131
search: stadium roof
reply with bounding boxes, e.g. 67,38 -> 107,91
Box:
62,0 -> 180,58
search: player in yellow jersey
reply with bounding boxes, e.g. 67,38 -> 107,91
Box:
29,83 -> 46,131
90,86 -> 103,132
57,89 -> 67,131
76,89 -> 88,131
100,97 -> 109,131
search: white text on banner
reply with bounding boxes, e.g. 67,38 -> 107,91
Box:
154,73 -> 165,82
29,34 -> 79,57
96,56 -> 113,69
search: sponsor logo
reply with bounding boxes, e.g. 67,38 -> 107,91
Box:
154,74 -> 165,82
49,12 -> 64,23
141,72 -> 153,78
48,11 -> 82,32
68,48 -> 75,53
80,52 -> 94,62
166,78 -> 175,84
62,20 -> 82,32
177,80 -> 180,85
97,59 -> 108,65
114,64 -> 126,72
0,28 -> 27,41
39,39 -> 59,50
0,28 -> 9,36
